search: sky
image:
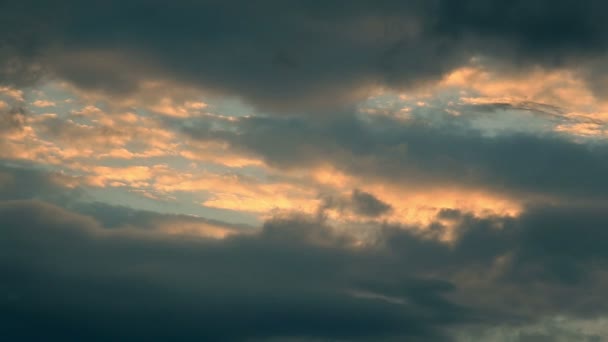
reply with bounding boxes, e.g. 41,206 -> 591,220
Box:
2,1 -> 608,341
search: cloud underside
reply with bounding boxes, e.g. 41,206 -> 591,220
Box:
0,167 -> 607,341
2,198 -> 608,341
2,1 -> 608,341
3,0 -> 608,111
184,114 -> 608,200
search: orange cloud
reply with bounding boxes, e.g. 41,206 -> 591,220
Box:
83,165 -> 155,187
440,66 -> 608,119
288,165 -> 523,227
148,97 -> 208,118
179,140 -> 264,168
32,100 -> 56,108
555,123 -> 608,138
0,86 -> 24,101
153,169 -> 319,214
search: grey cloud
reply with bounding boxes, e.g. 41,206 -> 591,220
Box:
433,0 -> 608,58
321,189 -> 392,218
2,162 -> 608,337
0,165 -> 460,341
0,163 -> 253,234
3,1 -> 608,111
462,101 -> 566,119
0,163 -> 84,203
457,316 -> 607,342
183,113 -> 608,201
1,164 -> 608,340
3,195 -> 608,340
351,189 -> 392,217
0,200 -> 468,341
74,201 -> 255,233
0,105 -> 26,133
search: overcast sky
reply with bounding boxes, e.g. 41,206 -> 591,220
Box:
2,1 -> 608,341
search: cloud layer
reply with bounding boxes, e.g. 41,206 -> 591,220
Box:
2,1 -> 608,341
4,0 -> 608,111
0,166 -> 607,341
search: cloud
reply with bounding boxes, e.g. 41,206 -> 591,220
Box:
0,164 -> 83,203
183,113 -> 608,201
0,103 -> 25,133
0,163 -> 254,237
31,99 -> 54,107
4,1 -> 608,111
2,192 -> 608,340
2,163 -> 608,340
0,200 -> 468,341
2,4 -> 608,339
321,189 -> 392,218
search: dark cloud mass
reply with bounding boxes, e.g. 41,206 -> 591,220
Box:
2,1 -> 608,341
1,166 -> 608,340
0,200 -> 465,341
2,194 -> 608,340
2,0 -> 608,110
184,114 -> 608,200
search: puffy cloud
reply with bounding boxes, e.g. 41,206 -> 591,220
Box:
31,99 -> 54,107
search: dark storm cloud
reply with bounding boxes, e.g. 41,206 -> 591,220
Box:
433,0 -> 608,59
2,0 -> 608,110
0,200 -> 469,341
183,113 -> 608,200
0,0 -> 455,110
2,195 -> 608,340
3,1 -> 608,340
1,167 -> 608,340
